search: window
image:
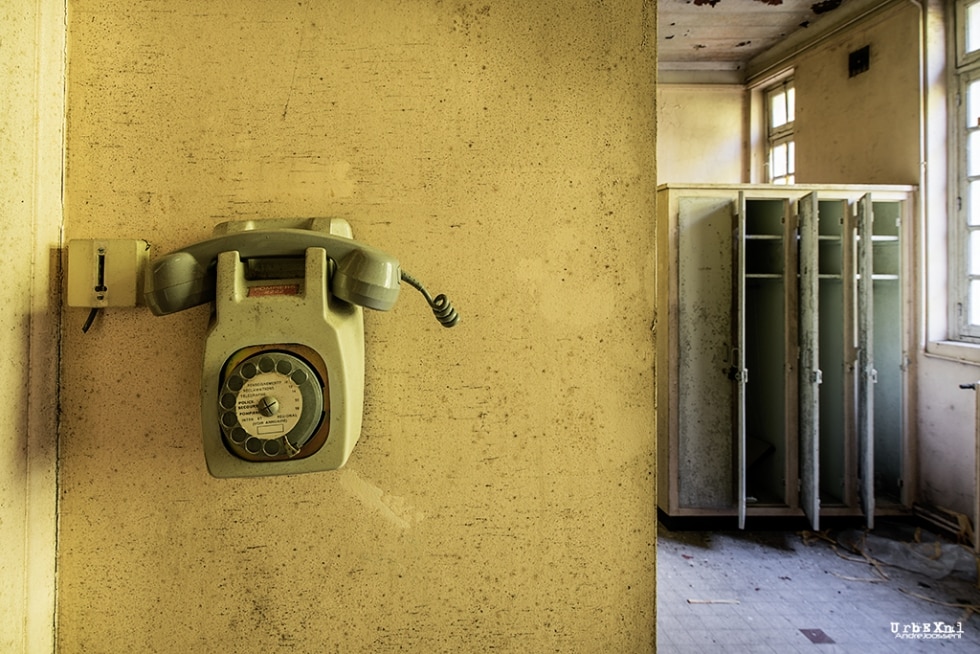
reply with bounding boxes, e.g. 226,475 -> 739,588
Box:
953,0 -> 980,339
766,80 -> 795,185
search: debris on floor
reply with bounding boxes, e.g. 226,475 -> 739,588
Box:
801,522 -> 980,624
914,503 -> 977,550
838,529 -> 977,582
658,520 -> 980,651
802,523 -> 978,582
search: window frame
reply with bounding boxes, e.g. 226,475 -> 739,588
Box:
765,79 -> 796,185
951,0 -> 980,341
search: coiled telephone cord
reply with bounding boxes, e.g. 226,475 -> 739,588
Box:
401,271 -> 459,328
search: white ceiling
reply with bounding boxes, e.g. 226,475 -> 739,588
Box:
658,0 -> 851,72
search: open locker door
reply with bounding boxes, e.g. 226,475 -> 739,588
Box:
798,193 -> 821,530
736,192 -> 747,530
857,194 -> 875,529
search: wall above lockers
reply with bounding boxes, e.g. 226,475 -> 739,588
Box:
656,84 -> 749,184
657,1 -> 921,187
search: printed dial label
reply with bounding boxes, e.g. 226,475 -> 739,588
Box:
235,372 -> 303,439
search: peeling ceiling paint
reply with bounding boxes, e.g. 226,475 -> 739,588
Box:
811,0 -> 843,14
659,0 -> 849,69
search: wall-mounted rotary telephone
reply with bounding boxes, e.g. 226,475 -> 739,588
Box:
144,218 -> 457,478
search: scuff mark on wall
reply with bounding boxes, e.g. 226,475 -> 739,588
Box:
339,469 -> 426,529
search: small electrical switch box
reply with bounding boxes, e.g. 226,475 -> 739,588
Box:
67,239 -> 151,307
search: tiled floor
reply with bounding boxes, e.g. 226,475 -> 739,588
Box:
657,518 -> 980,653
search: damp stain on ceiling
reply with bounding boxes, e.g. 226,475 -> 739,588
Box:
658,0 -> 849,68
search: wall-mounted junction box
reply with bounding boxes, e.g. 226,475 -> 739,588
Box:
67,239 -> 151,308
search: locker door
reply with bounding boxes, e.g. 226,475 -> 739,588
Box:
676,197 -> 737,511
857,194 -> 875,529
798,192 -> 821,530
868,200 -> 905,509
736,192 -> 747,529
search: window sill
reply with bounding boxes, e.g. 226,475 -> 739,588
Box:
926,340 -> 980,366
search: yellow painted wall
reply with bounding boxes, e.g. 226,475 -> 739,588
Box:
59,1 -> 657,652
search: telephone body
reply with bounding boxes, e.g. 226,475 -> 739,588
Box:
145,218 -> 405,478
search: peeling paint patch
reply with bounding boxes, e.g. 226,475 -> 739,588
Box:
692,0 -> 783,5
735,41 -> 752,47
339,469 -> 426,529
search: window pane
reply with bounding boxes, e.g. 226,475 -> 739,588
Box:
969,130 -> 980,176
970,280 -> 980,325
969,1 -> 980,53
968,79 -> 980,127
786,86 -> 795,123
771,143 -> 787,178
970,181 -> 980,226
770,91 -> 787,128
970,230 -> 980,275
787,141 -> 795,175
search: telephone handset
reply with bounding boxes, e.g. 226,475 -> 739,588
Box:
145,218 -> 457,478
148,229 -> 396,315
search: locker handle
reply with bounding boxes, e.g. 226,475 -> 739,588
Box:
813,369 -> 823,384
726,366 -> 748,383
728,348 -> 748,383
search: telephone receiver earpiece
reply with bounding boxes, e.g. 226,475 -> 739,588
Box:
332,247 -> 401,311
